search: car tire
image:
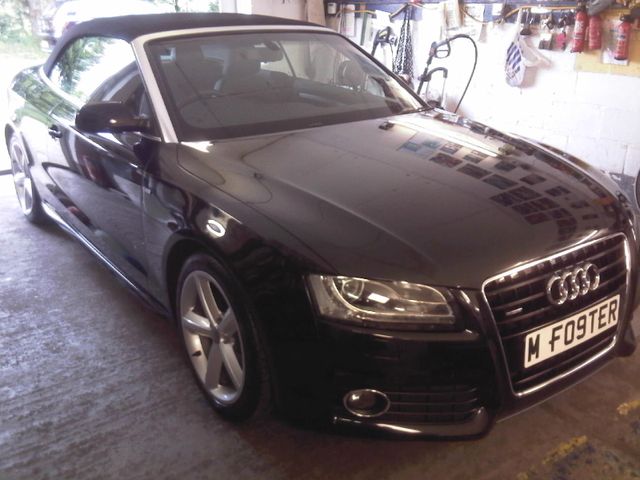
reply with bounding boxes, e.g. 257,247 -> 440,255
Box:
9,134 -> 46,224
635,169 -> 640,211
176,253 -> 271,420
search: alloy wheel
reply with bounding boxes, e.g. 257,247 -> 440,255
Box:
10,139 -> 33,216
180,271 -> 245,404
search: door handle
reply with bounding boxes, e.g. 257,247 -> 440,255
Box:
48,125 -> 63,139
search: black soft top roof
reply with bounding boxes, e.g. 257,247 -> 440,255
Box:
44,12 -> 319,73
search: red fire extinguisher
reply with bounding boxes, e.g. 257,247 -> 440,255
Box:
572,4 -> 588,53
615,15 -> 633,61
588,14 -> 602,50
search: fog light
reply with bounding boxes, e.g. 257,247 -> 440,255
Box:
343,389 -> 390,418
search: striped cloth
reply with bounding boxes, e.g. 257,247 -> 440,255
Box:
505,37 -> 525,87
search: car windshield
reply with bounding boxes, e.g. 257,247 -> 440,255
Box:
146,31 -> 423,141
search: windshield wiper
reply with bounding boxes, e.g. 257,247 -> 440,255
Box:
395,106 -> 429,115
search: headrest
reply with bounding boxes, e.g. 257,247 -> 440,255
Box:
175,43 -> 205,63
241,46 -> 284,63
222,45 -> 282,77
226,56 -> 261,77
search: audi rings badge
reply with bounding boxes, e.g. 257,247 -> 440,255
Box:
546,263 -> 600,306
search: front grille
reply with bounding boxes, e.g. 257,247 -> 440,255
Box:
484,234 -> 627,393
382,385 -> 480,424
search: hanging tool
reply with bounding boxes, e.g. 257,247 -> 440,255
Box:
371,26 -> 396,56
392,6 -> 415,86
416,34 -> 478,114
539,14 -> 554,49
520,9 -> 533,35
417,67 -> 448,108
553,12 -> 573,50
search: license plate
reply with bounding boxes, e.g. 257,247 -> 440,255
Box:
524,294 -> 620,369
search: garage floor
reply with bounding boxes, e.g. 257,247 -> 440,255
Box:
1,173 -> 640,480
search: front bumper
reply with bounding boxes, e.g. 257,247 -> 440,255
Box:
265,232 -> 637,438
293,232 -> 635,438
317,282 -> 636,439
333,407 -> 492,438
319,313 -> 499,439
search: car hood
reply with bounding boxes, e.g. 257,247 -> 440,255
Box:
177,112 -> 632,289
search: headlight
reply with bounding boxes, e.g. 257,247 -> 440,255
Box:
307,275 -> 456,329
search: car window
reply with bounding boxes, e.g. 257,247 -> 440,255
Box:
49,36 -> 136,104
49,36 -> 157,133
148,32 -> 422,141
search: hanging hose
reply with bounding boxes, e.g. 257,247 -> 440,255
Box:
452,35 -> 478,114
418,34 -> 478,114
392,7 -> 414,82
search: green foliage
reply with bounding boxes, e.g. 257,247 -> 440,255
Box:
54,36 -> 105,96
0,1 -> 41,57
0,14 -> 26,41
0,0 -> 29,42
0,35 -> 45,59
0,0 -> 223,47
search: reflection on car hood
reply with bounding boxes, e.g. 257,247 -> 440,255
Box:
177,112 -> 630,288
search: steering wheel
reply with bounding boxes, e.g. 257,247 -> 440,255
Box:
336,60 -> 367,91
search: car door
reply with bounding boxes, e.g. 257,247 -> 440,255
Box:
44,36 -> 159,289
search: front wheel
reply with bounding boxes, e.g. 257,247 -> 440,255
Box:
176,254 -> 270,420
9,134 -> 45,224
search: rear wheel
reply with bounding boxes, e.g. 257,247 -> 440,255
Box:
9,134 -> 45,224
176,254 -> 270,420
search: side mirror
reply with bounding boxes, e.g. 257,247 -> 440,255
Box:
76,101 -> 150,134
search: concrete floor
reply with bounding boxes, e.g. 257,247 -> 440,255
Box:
1,173 -> 640,480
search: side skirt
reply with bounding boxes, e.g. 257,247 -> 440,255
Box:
41,201 -> 171,318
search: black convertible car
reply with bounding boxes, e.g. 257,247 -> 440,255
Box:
6,12 -> 638,438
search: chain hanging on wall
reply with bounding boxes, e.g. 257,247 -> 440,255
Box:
392,6 -> 414,82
